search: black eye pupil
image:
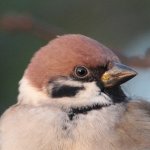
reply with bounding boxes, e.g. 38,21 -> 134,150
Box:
75,66 -> 88,77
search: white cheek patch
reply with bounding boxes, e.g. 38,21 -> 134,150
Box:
49,80 -> 113,109
76,82 -> 100,99
74,82 -> 112,107
18,77 -> 112,108
51,78 -> 83,87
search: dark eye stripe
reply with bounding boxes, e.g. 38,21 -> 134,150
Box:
51,85 -> 84,98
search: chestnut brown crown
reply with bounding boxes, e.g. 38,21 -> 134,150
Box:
25,34 -> 120,89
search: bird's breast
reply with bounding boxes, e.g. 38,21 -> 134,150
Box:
1,104 -> 126,150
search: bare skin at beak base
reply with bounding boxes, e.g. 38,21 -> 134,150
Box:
101,62 -> 137,88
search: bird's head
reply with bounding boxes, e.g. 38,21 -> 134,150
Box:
18,34 -> 137,118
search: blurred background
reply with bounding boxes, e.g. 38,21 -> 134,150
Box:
0,0 -> 150,114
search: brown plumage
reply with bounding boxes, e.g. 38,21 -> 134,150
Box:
25,34 -> 119,89
116,100 -> 150,149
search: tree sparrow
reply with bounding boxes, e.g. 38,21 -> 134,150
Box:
0,34 -> 150,150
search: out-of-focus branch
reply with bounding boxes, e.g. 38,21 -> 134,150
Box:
117,49 -> 150,68
0,14 -> 150,68
0,14 -> 64,40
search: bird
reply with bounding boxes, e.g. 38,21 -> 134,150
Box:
0,34 -> 150,150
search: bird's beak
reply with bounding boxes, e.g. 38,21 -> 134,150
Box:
101,62 -> 137,87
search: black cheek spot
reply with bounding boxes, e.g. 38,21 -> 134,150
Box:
51,85 -> 84,98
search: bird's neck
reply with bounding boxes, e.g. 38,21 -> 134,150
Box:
17,77 -> 49,105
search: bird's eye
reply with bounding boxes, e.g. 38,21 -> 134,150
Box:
74,66 -> 89,78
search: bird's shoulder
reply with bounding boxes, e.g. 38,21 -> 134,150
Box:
0,104 -> 15,125
0,104 -> 20,121
116,99 -> 150,149
125,99 -> 150,124
0,105 -> 17,150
